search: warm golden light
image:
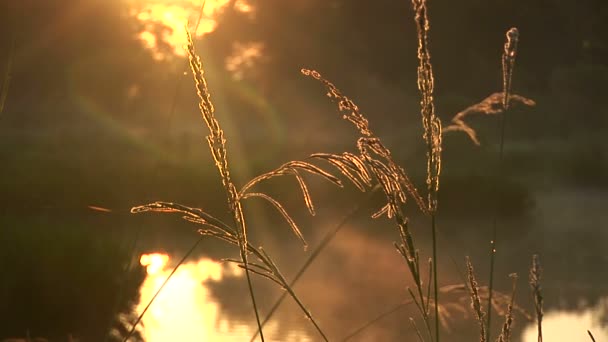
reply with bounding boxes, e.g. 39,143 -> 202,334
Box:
135,253 -> 311,340
225,42 -> 264,80
128,0 -> 253,60
522,298 -> 608,341
139,252 -> 169,275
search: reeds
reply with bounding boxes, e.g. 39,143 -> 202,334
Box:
486,27 -> 521,342
529,254 -> 543,342
411,1 -> 442,340
496,273 -> 518,342
184,29 -> 265,340
465,258 -> 523,342
466,257 -> 487,342
124,3 -> 561,341
302,68 -> 439,339
128,31 -> 358,341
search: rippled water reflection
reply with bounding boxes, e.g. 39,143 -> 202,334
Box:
136,253 -> 312,341
521,298 -> 608,341
126,188 -> 608,341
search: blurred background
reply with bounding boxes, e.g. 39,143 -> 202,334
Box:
0,0 -> 607,341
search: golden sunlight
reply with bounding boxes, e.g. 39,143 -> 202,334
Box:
128,0 -> 253,60
522,298 -> 608,341
135,252 -> 312,341
139,253 -> 170,275
225,42 -> 264,79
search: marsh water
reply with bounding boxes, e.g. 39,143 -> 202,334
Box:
2,0 -> 607,338
127,186 -> 608,342
2,140 -> 606,342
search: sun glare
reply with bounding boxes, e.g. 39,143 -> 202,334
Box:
137,253 -> 242,340
135,252 -> 311,340
128,0 -> 252,60
140,252 -> 170,275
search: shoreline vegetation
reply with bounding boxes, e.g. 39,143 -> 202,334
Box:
2,1 -> 604,341
125,1 -> 560,342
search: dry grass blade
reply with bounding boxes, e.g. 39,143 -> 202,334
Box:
411,0 -> 442,214
303,59 -> 438,342
251,188 -> 379,342
466,257 -> 487,342
496,273 -> 518,342
529,255 -> 543,342
310,153 -> 372,191
241,192 -> 307,248
131,201 -> 234,234
289,168 -> 316,215
254,247 -> 330,341
240,160 -> 343,197
443,93 -> 536,145
235,264 -> 282,287
223,259 -> 274,274
502,28 -> 519,109
411,318 -> 426,342
186,29 -> 264,340
301,68 -> 427,215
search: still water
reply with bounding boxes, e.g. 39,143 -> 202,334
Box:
127,187 -> 608,342
1,186 -> 604,341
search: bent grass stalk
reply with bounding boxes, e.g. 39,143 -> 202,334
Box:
130,28 -> 380,342
249,185 -> 380,342
185,30 -> 266,341
466,257 -> 487,342
126,4 -> 551,341
411,1 -> 442,340
302,69 -> 433,336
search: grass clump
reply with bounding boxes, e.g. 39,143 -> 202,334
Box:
124,1 -> 562,341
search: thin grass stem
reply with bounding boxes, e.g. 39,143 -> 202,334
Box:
249,186 -> 379,342
487,27 -> 519,341
340,303 -> 408,342
431,214 -> 439,342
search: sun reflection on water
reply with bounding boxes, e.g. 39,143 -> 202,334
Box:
521,298 -> 608,341
136,253 -> 312,341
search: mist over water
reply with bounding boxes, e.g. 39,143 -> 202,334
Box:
123,185 -> 608,342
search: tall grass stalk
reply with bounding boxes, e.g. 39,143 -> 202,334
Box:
132,28 -> 374,342
487,27 -> 520,341
303,67 -> 438,340
496,273 -> 518,342
411,1 -> 442,340
185,30 -> 265,341
529,254 -> 543,342
466,257 -> 487,342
